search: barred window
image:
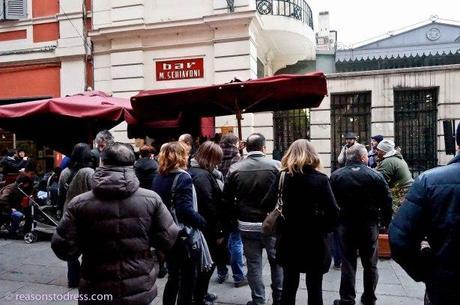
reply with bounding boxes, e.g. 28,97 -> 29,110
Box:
331,92 -> 371,171
273,109 -> 310,160
394,89 -> 438,177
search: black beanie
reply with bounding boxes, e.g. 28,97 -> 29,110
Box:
457,122 -> 460,146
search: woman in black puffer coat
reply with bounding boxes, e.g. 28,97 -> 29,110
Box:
52,143 -> 179,305
262,139 -> 339,305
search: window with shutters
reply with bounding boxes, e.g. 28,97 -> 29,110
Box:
1,0 -> 27,20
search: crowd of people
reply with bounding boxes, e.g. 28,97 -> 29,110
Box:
0,124 -> 458,305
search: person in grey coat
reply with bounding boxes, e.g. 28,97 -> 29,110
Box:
52,143 -> 179,305
337,132 -> 360,168
57,143 -> 95,288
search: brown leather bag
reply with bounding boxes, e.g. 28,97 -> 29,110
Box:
262,171 -> 286,235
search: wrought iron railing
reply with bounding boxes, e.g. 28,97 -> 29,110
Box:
256,0 -> 314,30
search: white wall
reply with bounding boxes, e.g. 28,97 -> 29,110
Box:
60,58 -> 86,95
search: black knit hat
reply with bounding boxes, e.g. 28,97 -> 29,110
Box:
371,135 -> 384,143
457,122 -> 460,146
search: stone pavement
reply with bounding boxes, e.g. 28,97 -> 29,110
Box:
0,239 -> 425,305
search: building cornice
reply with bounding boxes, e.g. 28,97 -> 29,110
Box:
92,36 -> 251,56
89,10 -> 256,41
326,63 -> 460,79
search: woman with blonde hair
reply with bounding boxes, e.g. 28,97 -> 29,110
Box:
262,139 -> 339,305
152,141 -> 207,305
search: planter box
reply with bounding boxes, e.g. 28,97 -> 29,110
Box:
378,233 -> 391,258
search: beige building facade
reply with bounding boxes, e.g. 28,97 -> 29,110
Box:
90,0 -> 317,154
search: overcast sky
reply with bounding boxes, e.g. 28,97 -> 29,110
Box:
308,0 -> 460,47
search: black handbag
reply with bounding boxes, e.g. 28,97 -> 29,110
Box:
170,172 -> 201,259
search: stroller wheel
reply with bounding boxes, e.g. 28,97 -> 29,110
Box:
24,232 -> 38,244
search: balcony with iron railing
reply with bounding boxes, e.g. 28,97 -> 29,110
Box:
255,0 -> 314,30
252,0 -> 316,72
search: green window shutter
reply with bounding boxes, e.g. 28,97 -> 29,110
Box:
0,0 -> 5,20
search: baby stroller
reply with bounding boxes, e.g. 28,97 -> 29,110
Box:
17,183 -> 59,243
36,170 -> 60,207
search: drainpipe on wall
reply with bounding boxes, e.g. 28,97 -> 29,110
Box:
226,0 -> 234,12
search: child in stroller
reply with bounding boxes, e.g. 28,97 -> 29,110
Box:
21,167 -> 60,243
0,171 -> 33,238
0,164 -> 59,242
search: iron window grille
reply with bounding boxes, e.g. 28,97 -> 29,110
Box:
331,92 -> 371,171
273,109 -> 310,160
394,88 -> 438,177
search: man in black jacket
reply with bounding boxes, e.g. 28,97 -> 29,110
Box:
222,133 -> 283,305
389,123 -> 460,305
52,143 -> 179,305
330,144 -> 392,305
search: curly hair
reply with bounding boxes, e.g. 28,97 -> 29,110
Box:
158,142 -> 188,175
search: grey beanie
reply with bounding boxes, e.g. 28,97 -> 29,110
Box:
377,139 -> 396,158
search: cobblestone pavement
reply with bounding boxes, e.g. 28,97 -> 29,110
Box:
0,239 -> 425,305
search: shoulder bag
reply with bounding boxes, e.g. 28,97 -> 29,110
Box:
262,171 -> 286,235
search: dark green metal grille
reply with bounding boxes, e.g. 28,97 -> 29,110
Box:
331,92 -> 371,171
273,109 -> 310,160
394,89 -> 438,177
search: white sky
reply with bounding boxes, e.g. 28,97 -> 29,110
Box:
308,0 -> 460,47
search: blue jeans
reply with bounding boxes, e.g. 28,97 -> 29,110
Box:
228,230 -> 245,281
10,210 -> 24,235
241,231 -> 283,305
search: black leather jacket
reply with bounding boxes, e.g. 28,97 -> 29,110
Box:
222,152 -> 280,224
330,162 -> 393,227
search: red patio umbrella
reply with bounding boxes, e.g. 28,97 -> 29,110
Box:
0,91 -> 134,154
131,72 -> 327,140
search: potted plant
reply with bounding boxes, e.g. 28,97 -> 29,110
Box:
378,185 -> 406,258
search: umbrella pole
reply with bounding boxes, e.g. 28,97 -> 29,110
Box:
236,110 -> 243,155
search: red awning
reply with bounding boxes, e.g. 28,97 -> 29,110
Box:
0,91 -> 135,153
131,72 -> 327,120
0,91 -> 131,121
